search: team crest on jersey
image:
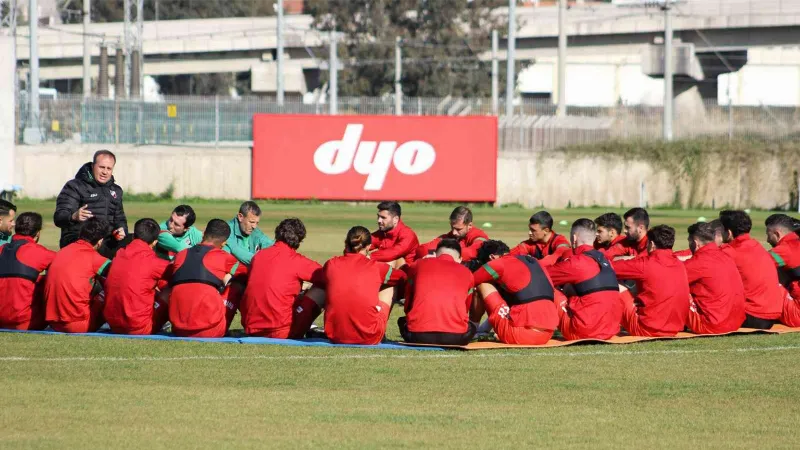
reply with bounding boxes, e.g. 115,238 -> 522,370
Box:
109,189 -> 117,199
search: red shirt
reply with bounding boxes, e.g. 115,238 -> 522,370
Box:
321,253 -> 406,345
725,234 -> 784,320
0,235 -> 56,325
169,244 -> 245,332
594,234 -> 626,251
473,255 -> 559,330
602,236 -> 649,259
673,248 -> 693,259
104,239 -> 171,333
44,240 -> 110,324
769,233 -> 800,299
403,254 -> 473,334
415,227 -> 489,262
370,220 -> 420,264
611,249 -> 690,335
240,241 -> 323,334
510,232 -> 572,267
683,243 -> 746,333
546,245 -> 623,339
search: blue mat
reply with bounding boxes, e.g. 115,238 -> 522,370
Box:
0,328 -> 444,351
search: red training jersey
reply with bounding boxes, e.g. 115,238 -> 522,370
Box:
240,241 -> 323,334
169,244 -> 245,333
0,235 -> 56,325
321,253 -> 406,345
602,235 -> 649,260
415,227 -> 489,262
546,245 -> 623,339
683,243 -> 746,333
725,234 -> 784,320
510,232 -> 572,267
768,233 -> 800,300
370,219 -> 420,264
403,254 -> 473,334
45,240 -> 110,324
611,249 -> 690,335
594,234 -> 626,251
473,255 -> 559,331
104,239 -> 172,333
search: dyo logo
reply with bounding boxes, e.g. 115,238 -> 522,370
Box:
313,124 -> 436,190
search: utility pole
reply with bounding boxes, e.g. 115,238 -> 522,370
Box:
329,31 -> 337,115
276,0 -> 284,106
136,0 -> 143,99
395,36 -> 402,116
663,1 -> 673,141
23,0 -> 42,144
491,29 -> 499,116
123,0 -> 130,98
82,0 -> 91,97
556,0 -> 567,117
505,0 -> 516,119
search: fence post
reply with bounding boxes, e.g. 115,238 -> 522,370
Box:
215,94 -> 220,148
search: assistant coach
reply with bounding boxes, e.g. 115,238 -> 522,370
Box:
53,150 -> 129,258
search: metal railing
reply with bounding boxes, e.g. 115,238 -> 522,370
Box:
15,94 -> 800,151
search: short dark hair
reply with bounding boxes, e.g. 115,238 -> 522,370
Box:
437,238 -> 462,257
766,213 -> 797,231
92,149 -> 116,164
688,221 -> 716,244
571,218 -> 596,235
449,206 -> 473,225
203,219 -> 231,243
133,218 -> 160,244
0,199 -> 16,217
624,207 -> 650,229
530,211 -> 554,229
377,201 -> 401,217
594,213 -> 622,234
345,226 -> 372,253
172,204 -> 197,228
708,219 -> 724,237
14,212 -> 42,237
238,201 -> 261,217
647,225 -> 675,250
275,218 -> 306,249
719,210 -> 751,238
471,239 -> 510,270
79,217 -> 112,245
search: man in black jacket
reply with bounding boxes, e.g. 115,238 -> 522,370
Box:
54,150 -> 129,258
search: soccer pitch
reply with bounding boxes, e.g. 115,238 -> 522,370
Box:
2,200 -> 799,448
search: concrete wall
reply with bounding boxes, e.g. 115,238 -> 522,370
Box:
15,144 -> 792,209
0,36 -> 15,190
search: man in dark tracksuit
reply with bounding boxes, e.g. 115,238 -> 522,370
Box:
53,150 -> 129,258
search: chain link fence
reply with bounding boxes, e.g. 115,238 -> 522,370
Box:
15,94 -> 800,152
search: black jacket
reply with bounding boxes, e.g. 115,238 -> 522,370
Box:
53,162 -> 128,248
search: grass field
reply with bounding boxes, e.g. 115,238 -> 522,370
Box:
2,200 -> 799,449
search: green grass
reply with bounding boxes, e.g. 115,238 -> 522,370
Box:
2,201 -> 799,448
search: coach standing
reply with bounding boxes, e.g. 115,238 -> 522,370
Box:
53,150 -> 129,258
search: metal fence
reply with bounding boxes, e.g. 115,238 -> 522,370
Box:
15,94 -> 800,151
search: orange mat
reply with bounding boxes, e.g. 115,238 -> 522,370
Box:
399,325 -> 800,350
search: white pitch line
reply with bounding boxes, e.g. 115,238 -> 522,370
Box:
2,345 -> 800,363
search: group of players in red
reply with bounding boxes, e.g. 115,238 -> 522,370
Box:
2,199 -> 800,346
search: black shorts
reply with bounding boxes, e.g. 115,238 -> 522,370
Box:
741,314 -> 777,330
398,316 -> 477,346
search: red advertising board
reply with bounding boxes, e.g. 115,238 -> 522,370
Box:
252,114 -> 497,202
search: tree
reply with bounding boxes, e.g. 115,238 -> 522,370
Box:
62,0 -> 275,24
306,0 -> 513,97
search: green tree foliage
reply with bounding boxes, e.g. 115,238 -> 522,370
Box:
62,0 -> 274,23
306,0 -> 515,97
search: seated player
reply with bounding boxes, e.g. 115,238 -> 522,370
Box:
321,226 -> 406,345
673,219 -> 726,260
510,211 -> 572,266
415,206 -> 488,262
718,210 -> 784,329
765,214 -> 800,327
104,218 -> 172,335
369,201 -> 419,267
611,225 -> 689,337
156,204 -> 203,260
472,240 -> 562,345
594,212 -> 625,251
398,239 -> 476,345
240,218 -> 325,339
44,218 -> 112,333
224,201 -> 275,265
0,199 -> 16,247
0,213 -> 56,330
169,219 -> 247,338
683,221 -> 746,334
546,219 -> 623,340
602,207 -> 649,260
